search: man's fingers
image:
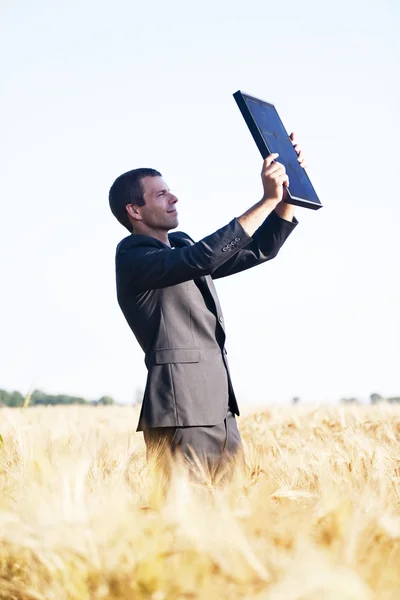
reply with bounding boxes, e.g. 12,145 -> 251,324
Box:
274,168 -> 288,181
264,153 -> 279,168
279,172 -> 289,185
297,153 -> 307,168
270,172 -> 289,190
265,162 -> 285,177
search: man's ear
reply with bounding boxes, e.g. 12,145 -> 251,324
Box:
126,204 -> 142,222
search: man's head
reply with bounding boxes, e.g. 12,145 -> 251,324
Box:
109,168 -> 179,235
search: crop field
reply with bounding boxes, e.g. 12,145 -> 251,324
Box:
0,404 -> 400,599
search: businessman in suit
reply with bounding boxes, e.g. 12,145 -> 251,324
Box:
109,136 -> 306,476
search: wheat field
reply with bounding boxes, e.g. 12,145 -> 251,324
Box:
0,404 -> 400,599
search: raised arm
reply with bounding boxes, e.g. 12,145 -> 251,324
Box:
211,210 -> 297,280
237,153 -> 290,234
116,218 -> 252,294
117,154 -> 292,293
211,154 -> 297,279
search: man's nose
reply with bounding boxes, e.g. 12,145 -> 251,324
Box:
169,194 -> 178,205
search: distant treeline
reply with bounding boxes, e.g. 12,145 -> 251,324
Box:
0,389 -> 115,407
340,393 -> 400,405
2,389 -> 399,408
292,394 -> 400,405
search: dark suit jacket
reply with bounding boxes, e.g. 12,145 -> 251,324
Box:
115,211 -> 297,431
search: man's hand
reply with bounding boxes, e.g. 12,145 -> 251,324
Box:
290,132 -> 307,168
238,155 -> 289,236
281,132 -> 307,204
237,142 -> 302,236
261,153 -> 289,206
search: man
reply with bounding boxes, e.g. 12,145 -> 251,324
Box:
109,136 -> 305,476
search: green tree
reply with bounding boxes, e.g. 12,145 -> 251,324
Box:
0,389 -> 10,406
0,387 -> 117,407
388,397 -> 400,404
97,396 -> 115,405
340,397 -> 360,405
370,393 -> 383,404
0,389 -> 24,407
31,390 -> 87,406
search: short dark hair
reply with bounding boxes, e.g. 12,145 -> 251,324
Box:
109,168 -> 162,232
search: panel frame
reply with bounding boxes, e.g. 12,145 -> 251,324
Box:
233,90 -> 322,210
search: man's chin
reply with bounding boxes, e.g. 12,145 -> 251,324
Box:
162,218 -> 179,232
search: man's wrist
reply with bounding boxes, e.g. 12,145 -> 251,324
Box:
261,195 -> 280,209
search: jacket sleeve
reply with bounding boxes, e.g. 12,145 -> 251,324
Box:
116,218 -> 253,293
211,211 -> 298,280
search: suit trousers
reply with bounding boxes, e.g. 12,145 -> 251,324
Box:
143,409 -> 244,478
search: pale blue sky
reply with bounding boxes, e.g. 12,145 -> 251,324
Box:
1,0 -> 399,405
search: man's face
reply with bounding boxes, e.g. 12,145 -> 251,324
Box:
138,176 -> 179,231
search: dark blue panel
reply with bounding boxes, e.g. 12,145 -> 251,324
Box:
244,97 -> 319,204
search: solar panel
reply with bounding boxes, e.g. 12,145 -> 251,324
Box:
233,91 -> 322,210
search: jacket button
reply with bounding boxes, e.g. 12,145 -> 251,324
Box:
222,246 -> 227,252
219,316 -> 223,323
235,237 -> 240,242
